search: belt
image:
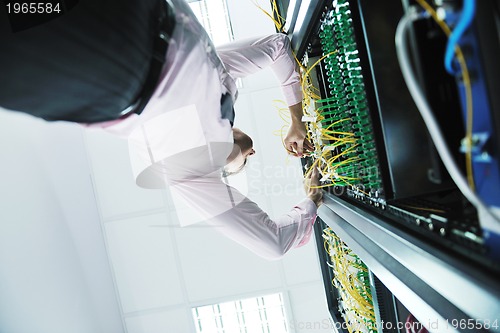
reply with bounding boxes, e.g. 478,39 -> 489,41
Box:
120,0 -> 176,117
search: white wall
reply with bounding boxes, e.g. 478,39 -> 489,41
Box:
0,112 -> 123,333
0,2 -> 334,333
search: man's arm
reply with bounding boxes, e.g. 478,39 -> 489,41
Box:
217,34 -> 312,156
169,166 -> 321,260
217,34 -> 302,105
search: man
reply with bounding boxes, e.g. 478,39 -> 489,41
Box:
0,0 -> 322,259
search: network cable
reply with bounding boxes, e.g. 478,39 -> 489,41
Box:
415,0 -> 475,193
443,0 -> 476,74
250,0 -> 285,32
395,8 -> 500,226
323,228 -> 377,333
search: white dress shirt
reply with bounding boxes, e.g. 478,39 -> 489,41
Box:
87,0 -> 317,260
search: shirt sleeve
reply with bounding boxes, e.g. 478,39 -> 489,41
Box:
217,33 -> 302,106
208,195 -> 318,260
170,174 -> 318,260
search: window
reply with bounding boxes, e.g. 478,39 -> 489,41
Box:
188,0 -> 234,46
192,293 -> 289,333
188,0 -> 242,88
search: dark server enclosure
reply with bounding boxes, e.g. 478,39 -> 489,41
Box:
288,0 -> 500,271
281,0 -> 500,331
357,0 -> 460,199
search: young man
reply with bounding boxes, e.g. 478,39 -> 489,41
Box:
0,0 -> 322,259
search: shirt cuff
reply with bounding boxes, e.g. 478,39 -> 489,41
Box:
293,197 -> 318,248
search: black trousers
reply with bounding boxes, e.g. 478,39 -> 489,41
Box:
0,0 -> 162,123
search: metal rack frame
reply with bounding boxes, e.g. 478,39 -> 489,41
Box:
319,193 -> 500,333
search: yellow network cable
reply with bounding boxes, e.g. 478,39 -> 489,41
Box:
322,229 -> 377,333
329,144 -> 359,163
301,51 -> 338,101
415,0 -> 475,192
250,0 -> 285,32
252,0 -> 383,194
397,204 -> 446,214
251,0 -> 364,189
272,100 -> 292,137
298,52 -> 373,190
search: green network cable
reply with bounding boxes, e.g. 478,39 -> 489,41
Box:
317,0 -> 383,191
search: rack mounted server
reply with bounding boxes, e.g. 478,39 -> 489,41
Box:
276,0 -> 500,331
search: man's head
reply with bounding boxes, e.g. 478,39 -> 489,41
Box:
224,128 -> 255,176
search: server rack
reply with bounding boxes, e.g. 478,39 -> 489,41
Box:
281,0 -> 500,332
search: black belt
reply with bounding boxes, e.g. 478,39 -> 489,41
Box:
122,0 -> 176,117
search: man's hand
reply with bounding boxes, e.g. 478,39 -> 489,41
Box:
284,122 -> 313,157
304,167 -> 323,207
284,102 -> 313,157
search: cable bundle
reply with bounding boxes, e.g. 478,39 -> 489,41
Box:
323,228 -> 377,333
251,0 -> 285,32
302,0 -> 382,194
